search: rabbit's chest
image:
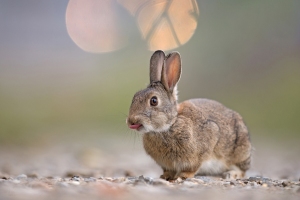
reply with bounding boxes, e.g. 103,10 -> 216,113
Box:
143,132 -> 195,168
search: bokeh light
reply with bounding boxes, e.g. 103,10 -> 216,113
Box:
66,0 -> 199,53
66,0 -> 127,53
119,0 -> 199,51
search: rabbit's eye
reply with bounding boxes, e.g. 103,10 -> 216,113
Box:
150,96 -> 158,106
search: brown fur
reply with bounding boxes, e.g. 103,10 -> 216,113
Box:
127,50 -> 252,181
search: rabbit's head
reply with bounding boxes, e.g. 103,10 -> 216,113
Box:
127,50 -> 182,133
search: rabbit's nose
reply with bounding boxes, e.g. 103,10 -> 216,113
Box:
126,117 -> 134,126
126,117 -> 142,129
126,117 -> 136,125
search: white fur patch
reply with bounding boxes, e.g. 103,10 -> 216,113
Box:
140,123 -> 171,134
174,161 -> 191,173
197,159 -> 227,175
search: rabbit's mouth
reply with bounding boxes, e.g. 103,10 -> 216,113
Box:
129,123 -> 143,130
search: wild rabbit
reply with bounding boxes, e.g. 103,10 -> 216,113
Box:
127,50 -> 251,181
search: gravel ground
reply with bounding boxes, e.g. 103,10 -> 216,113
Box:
0,174 -> 300,200
0,134 -> 299,200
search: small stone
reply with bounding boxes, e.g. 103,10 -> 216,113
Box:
176,177 -> 184,183
16,174 -> 27,180
132,175 -> 147,185
13,179 -> 22,184
105,177 -> 114,182
0,176 -> 8,180
194,176 -> 212,183
249,177 -> 262,182
70,180 -> 80,185
250,182 -> 258,187
230,181 -> 236,186
282,181 -> 290,187
223,181 -> 231,187
123,179 -> 135,185
183,181 -> 198,187
123,177 -> 136,185
262,183 -> 268,187
187,178 -> 204,184
50,176 -> 63,182
113,177 -> 126,183
138,175 -> 145,181
152,178 -> 169,186
71,176 -> 80,182
262,177 -> 271,182
84,177 -> 97,182
144,177 -> 153,184
126,177 -> 136,181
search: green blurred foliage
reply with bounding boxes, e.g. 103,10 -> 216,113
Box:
0,0 -> 299,145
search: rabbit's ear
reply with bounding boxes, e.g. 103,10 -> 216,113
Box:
164,52 -> 181,94
150,50 -> 166,84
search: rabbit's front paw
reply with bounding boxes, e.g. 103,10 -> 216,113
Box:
160,171 -> 176,181
177,171 -> 195,180
222,169 -> 245,180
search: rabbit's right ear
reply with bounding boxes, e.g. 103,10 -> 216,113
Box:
150,50 -> 165,84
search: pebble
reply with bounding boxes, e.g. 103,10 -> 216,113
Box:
182,181 -> 198,187
105,177 -> 114,182
175,177 -> 184,183
223,181 -> 233,187
113,177 -> 126,183
16,174 -> 27,180
262,183 -> 268,187
194,176 -> 212,183
282,181 -> 290,187
70,181 -> 80,185
135,175 -> 147,185
137,175 -> 154,185
0,176 -> 8,180
144,176 -> 153,184
186,178 -> 204,184
247,176 -> 273,188
249,176 -> 262,182
71,176 -> 80,182
84,177 -> 97,182
152,178 -> 169,186
249,182 -> 258,187
230,180 -> 237,186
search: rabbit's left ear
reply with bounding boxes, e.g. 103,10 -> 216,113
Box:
163,52 -> 182,94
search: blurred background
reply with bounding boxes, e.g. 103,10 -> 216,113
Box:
0,0 -> 300,178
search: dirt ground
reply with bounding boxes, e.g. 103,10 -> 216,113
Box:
0,133 -> 299,200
